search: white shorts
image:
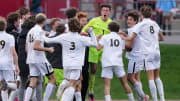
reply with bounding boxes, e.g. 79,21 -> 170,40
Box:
101,66 -> 126,79
144,59 -> 156,71
153,53 -> 161,69
128,60 -> 144,74
0,70 -> 16,81
29,62 -> 54,77
64,69 -> 81,80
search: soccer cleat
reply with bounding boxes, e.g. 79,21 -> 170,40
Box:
144,94 -> 149,101
56,84 -> 65,100
0,79 -> 7,90
88,92 -> 94,101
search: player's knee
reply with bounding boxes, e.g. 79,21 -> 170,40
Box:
91,69 -> 97,74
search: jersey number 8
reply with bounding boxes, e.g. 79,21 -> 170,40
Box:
150,26 -> 155,34
0,40 -> 6,50
110,39 -> 120,47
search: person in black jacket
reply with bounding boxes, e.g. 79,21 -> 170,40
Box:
6,12 -> 20,53
31,0 -> 42,15
44,22 -> 65,84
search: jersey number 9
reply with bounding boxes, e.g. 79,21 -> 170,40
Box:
110,39 -> 120,47
0,40 -> 6,50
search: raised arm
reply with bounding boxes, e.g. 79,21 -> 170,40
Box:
87,27 -> 98,47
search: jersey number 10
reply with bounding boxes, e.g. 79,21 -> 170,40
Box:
110,39 -> 120,47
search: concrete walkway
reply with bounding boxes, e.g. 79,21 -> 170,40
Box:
160,35 -> 180,45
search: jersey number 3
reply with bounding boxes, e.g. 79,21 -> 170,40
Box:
70,42 -> 75,50
0,40 -> 6,50
110,39 -> 120,47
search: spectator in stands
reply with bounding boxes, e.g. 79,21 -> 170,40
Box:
134,0 -> 156,10
112,0 -> 127,20
6,12 -> 20,53
31,0 -> 43,15
156,0 -> 176,36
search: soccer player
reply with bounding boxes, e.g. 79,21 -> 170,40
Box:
124,6 -> 164,101
44,18 -> 97,101
49,18 -> 61,37
24,13 -> 56,101
55,8 -> 79,99
152,25 -> 165,101
82,4 -> 112,100
97,21 -> 134,101
125,10 -> 149,101
17,7 -> 31,33
0,16 -> 19,101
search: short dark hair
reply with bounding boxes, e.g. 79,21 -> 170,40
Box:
126,10 -> 139,22
108,21 -> 120,32
140,5 -> 152,18
56,24 -> 65,35
68,18 -> 80,32
7,12 -> 20,24
35,13 -> 46,24
65,8 -> 78,19
22,15 -> 36,29
100,3 -> 111,11
49,18 -> 61,29
0,17 -> 6,31
18,7 -> 30,18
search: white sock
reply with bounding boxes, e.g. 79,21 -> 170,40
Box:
105,95 -> 111,101
33,88 -> 37,101
75,92 -> 82,101
56,80 -> 69,99
7,83 -> 17,90
43,83 -> 56,101
134,82 -> 145,99
1,90 -> 8,101
61,87 -> 75,101
149,80 -> 158,101
9,90 -> 17,101
24,87 -> 33,101
155,78 -> 165,101
127,93 -> 135,101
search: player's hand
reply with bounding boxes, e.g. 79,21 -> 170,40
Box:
48,47 -> 54,53
80,32 -> 88,36
87,27 -> 93,33
45,31 -> 50,36
15,66 -> 20,76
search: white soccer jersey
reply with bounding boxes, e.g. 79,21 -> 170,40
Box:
49,30 -> 56,37
126,25 -> 144,61
133,18 -> 160,61
26,25 -> 48,64
99,32 -> 125,68
0,31 -> 15,70
44,29 -> 97,69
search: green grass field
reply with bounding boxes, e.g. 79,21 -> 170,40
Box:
50,44 -> 180,100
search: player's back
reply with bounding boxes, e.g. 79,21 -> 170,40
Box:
60,32 -> 92,67
0,31 -> 15,69
135,18 -> 160,59
26,25 -> 47,64
100,32 -> 125,67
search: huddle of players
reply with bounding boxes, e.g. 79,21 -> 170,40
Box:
0,4 -> 165,101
